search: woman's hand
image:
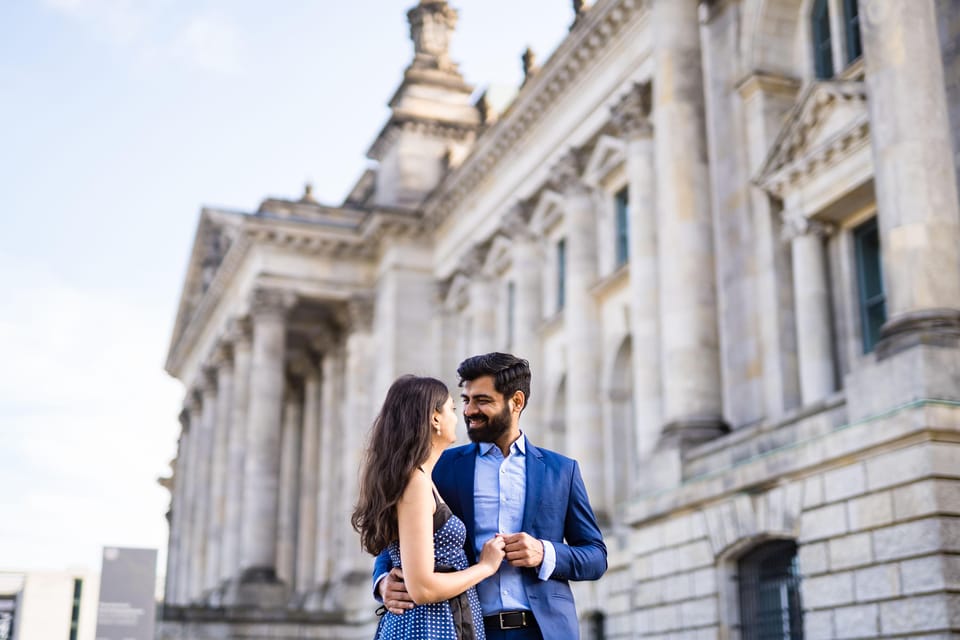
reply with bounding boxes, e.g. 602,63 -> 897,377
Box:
478,534 -> 506,575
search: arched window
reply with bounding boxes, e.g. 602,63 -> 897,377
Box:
738,540 -> 804,640
811,0 -> 834,79
843,0 -> 862,63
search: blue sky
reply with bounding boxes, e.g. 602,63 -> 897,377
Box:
0,0 -> 570,574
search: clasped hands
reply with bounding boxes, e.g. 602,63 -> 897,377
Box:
379,532 -> 545,615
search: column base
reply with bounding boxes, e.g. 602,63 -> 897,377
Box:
221,567 -> 290,609
876,309 -> 960,360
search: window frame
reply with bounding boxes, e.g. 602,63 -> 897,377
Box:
614,186 -> 630,269
852,217 -> 886,354
737,540 -> 804,640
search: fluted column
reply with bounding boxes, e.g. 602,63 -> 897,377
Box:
236,288 -> 294,600
276,385 -> 303,588
293,354 -> 321,595
859,0 -> 960,354
167,410 -> 190,604
612,82 -> 662,461
306,327 -> 344,610
188,372 -> 217,601
652,0 -> 725,444
220,317 -> 251,584
553,150 -> 606,517
204,344 -> 233,596
784,214 -> 836,404
177,396 -> 201,604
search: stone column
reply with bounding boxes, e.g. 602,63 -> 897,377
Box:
859,0 -> 960,354
652,0 -> 726,445
230,287 -> 294,606
305,327 -> 343,611
189,371 -> 217,601
784,214 -> 836,404
219,317 -> 251,585
503,203 -> 543,435
204,344 -> 233,597
553,150 -> 606,518
276,385 -> 303,589
612,82 -> 662,462
167,410 -> 190,604
177,395 -> 201,604
293,353 -> 321,596
332,297 -> 376,613
468,278 -> 498,355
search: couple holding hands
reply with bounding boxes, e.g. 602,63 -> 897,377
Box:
352,353 -> 607,640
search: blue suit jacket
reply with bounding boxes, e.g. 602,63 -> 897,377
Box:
373,439 -> 607,639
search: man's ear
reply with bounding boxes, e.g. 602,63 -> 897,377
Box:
511,390 -> 525,413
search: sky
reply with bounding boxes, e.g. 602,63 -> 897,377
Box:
0,0 -> 571,575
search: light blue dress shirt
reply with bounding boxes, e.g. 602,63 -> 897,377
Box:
474,433 -> 556,615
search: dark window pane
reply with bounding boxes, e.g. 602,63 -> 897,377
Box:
844,0 -> 862,62
557,239 -> 566,312
615,187 -> 630,267
812,0 -> 834,79
854,218 -> 887,353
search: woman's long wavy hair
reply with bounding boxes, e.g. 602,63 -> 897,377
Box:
351,374 -> 450,555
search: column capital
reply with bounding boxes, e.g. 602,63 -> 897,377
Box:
223,316 -> 253,349
610,82 -> 653,139
249,288 -> 297,319
498,201 -> 537,241
780,211 -> 835,243
309,323 -> 342,353
287,349 -> 320,379
549,148 -> 591,196
346,294 -> 375,333
209,342 -> 233,370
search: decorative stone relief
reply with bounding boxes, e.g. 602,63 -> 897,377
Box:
610,82 -> 653,139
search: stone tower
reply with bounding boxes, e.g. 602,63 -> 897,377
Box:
368,0 -> 481,208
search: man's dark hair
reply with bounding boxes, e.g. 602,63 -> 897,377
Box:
457,352 -> 531,409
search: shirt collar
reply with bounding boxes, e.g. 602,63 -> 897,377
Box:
478,432 -> 526,457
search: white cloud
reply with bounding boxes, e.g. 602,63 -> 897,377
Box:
0,254 -> 182,572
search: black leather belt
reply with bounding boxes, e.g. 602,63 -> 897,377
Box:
484,610 -> 536,630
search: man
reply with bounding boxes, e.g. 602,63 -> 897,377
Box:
374,352 -> 607,639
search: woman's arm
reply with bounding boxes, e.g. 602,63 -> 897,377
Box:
397,470 -> 503,604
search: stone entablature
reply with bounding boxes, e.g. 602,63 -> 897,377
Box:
423,0 -> 649,227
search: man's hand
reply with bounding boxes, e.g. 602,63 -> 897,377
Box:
501,532 -> 544,568
379,568 -> 414,615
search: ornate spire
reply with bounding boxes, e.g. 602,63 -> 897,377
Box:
407,0 -> 459,72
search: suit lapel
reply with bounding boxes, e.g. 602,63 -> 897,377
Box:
454,444 -> 478,562
522,440 -> 546,532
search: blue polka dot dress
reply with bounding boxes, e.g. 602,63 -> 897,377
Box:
375,492 -> 485,640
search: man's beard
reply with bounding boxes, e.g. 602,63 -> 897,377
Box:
465,404 -> 512,443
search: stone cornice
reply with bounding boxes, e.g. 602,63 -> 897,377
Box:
755,80 -> 870,198
421,0 -> 648,225
367,115 -> 478,161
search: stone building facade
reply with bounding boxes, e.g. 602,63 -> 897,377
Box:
160,0 -> 960,638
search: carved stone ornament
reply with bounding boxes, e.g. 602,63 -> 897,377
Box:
549,148 -> 590,195
780,210 -> 835,243
347,294 -> 375,332
408,0 -> 458,70
610,82 -> 653,138
498,201 -> 536,240
223,316 -> 253,348
248,288 -> 297,319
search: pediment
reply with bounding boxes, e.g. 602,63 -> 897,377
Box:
529,189 -> 565,235
756,80 -> 869,196
167,209 -> 242,358
582,135 -> 626,187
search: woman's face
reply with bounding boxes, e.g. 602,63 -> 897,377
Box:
434,395 -> 458,445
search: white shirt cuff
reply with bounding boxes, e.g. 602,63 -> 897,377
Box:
536,540 -> 556,581
373,571 -> 389,602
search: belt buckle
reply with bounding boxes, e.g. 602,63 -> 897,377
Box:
499,611 -> 525,630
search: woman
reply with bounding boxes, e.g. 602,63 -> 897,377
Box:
352,375 -> 505,639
